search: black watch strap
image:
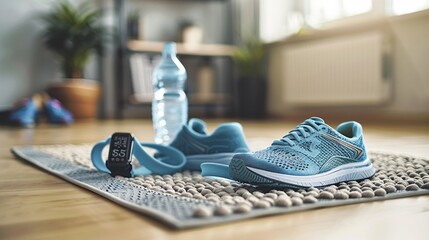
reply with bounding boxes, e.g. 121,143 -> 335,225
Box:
106,161 -> 133,178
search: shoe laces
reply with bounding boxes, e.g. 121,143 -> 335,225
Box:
273,118 -> 325,147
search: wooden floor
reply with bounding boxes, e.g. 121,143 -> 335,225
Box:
1,119 -> 428,240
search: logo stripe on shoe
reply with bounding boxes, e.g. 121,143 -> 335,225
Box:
321,133 -> 364,159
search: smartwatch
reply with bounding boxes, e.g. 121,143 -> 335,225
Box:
91,132 -> 186,177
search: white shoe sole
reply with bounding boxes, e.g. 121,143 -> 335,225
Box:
247,158 -> 375,187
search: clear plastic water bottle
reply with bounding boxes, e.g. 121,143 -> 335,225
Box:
152,42 -> 188,144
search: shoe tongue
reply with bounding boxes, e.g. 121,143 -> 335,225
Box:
188,118 -> 208,135
309,117 -> 325,124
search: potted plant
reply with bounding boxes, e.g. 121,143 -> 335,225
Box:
41,1 -> 107,119
233,39 -> 267,119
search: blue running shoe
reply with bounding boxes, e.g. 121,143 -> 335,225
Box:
44,99 -> 74,124
9,98 -> 38,128
229,117 -> 375,188
168,118 -> 249,170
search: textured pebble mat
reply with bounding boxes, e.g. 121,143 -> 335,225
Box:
11,144 -> 429,229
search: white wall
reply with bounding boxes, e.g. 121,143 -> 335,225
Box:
0,0 -> 97,110
388,15 -> 429,113
267,14 -> 429,117
0,0 -> 55,109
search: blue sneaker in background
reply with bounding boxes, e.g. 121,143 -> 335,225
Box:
229,117 -> 375,188
9,98 -> 38,128
44,99 -> 74,124
169,118 -> 249,170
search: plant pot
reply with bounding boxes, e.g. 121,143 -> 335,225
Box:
47,79 -> 101,119
238,76 -> 267,119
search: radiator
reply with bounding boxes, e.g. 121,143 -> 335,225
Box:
283,31 -> 391,106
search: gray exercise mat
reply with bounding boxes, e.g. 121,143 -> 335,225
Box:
11,144 -> 429,229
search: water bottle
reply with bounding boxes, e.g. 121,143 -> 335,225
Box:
152,42 -> 188,144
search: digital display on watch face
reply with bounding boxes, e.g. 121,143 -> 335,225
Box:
108,133 -> 133,163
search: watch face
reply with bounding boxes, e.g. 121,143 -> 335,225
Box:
108,133 -> 133,163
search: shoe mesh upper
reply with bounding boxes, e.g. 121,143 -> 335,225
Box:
300,141 -> 313,152
253,149 -> 310,171
312,135 -> 356,166
169,119 -> 249,156
252,129 -> 364,175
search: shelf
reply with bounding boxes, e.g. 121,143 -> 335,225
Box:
188,94 -> 229,104
114,0 -> 237,118
130,93 -> 229,105
127,40 -> 237,57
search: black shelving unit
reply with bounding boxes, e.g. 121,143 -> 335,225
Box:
113,0 -> 237,119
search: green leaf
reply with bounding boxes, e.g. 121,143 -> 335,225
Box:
40,0 -> 109,79
233,39 -> 265,77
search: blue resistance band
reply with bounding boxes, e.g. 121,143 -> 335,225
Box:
91,135 -> 186,177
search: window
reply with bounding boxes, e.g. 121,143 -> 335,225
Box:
388,0 -> 429,15
259,0 -> 429,43
259,0 -> 302,42
259,0 -> 373,42
305,0 -> 373,27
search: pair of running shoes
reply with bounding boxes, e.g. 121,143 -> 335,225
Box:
8,97 -> 73,127
169,117 -> 375,188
